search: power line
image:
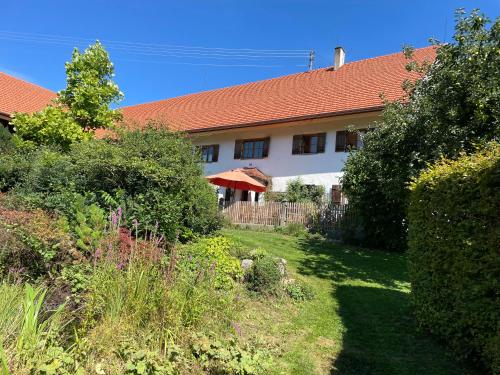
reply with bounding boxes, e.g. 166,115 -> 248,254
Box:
0,31 -> 310,59
114,57 -> 292,68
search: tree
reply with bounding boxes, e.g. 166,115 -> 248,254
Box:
12,41 -> 122,149
341,9 -> 500,251
58,41 -> 123,129
13,106 -> 90,150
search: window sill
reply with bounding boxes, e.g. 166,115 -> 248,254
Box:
236,157 -> 268,160
292,152 -> 325,155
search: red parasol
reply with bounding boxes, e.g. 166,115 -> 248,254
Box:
206,170 -> 267,193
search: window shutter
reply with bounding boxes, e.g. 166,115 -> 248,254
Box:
262,137 -> 270,157
212,145 -> 219,162
234,140 -> 243,159
292,135 -> 302,154
317,133 -> 326,153
335,131 -> 346,152
346,132 -> 358,150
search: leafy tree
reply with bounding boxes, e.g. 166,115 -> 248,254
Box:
12,41 -> 122,149
13,106 -> 90,150
341,9 -> 500,251
58,41 -> 123,129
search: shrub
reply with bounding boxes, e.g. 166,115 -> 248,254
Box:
0,204 -> 76,280
284,280 -> 315,302
408,142 -> 500,373
266,178 -> 325,204
245,256 -> 282,294
0,146 -> 34,192
4,126 -> 222,242
342,11 -> 500,251
69,127 -> 221,241
179,236 -> 243,289
20,148 -> 75,194
248,247 -> 267,260
275,222 -> 308,237
191,334 -> 272,375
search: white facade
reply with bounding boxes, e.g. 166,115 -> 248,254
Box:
191,111 -> 379,200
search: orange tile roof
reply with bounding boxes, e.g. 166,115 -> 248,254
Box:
122,46 -> 436,133
0,72 -> 56,118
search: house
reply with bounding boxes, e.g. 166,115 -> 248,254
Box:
0,72 -> 56,130
121,46 -> 435,203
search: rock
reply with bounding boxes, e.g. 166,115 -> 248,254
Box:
241,259 -> 254,271
276,258 -> 287,276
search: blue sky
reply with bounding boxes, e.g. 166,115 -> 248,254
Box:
1,1 -> 498,106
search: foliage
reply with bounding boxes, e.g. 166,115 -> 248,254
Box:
71,199 -> 106,254
245,256 -> 282,294
266,178 -> 325,204
341,10 -> 500,251
180,237 -> 243,289
0,283 -> 70,374
11,41 -> 122,149
274,222 -> 308,237
0,124 -> 13,147
118,345 -> 180,375
3,126 -> 221,242
0,145 -> 35,192
248,247 -> 267,260
57,41 -> 123,130
284,280 -> 315,302
0,204 -> 76,280
408,142 -> 500,373
83,260 -> 169,328
191,334 -> 272,375
12,106 -> 90,150
19,147 -> 75,194
60,264 -> 92,303
69,126 -> 221,241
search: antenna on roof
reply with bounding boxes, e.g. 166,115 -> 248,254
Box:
308,50 -> 315,71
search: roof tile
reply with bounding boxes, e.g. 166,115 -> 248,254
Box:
122,46 -> 436,132
0,72 -> 56,117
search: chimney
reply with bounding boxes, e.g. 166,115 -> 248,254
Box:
334,46 -> 345,70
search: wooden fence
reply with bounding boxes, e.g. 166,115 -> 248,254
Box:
221,201 -> 352,233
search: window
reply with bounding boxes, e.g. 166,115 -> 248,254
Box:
241,190 -> 249,201
225,188 -> 232,202
335,129 -> 368,152
234,137 -> 270,159
200,144 -> 219,162
331,185 -> 343,204
292,133 -> 326,154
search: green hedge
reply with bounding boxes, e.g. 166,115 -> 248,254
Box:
0,127 -> 221,242
408,142 -> 500,373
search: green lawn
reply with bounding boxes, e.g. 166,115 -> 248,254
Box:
223,228 -> 476,375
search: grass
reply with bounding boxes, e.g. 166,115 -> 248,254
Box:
223,228 -> 477,375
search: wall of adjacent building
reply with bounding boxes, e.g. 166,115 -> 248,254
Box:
191,111 -> 379,197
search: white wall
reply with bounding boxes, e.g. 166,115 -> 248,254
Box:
191,112 -> 379,195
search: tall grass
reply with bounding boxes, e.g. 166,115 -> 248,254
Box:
0,283 -> 24,348
0,283 -> 65,373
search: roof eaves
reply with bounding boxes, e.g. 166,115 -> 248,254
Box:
0,112 -> 11,121
186,105 -> 384,134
